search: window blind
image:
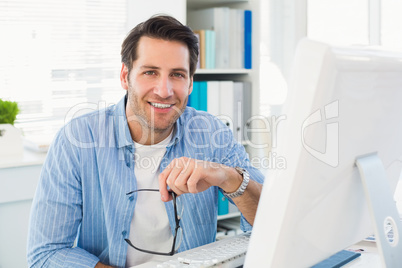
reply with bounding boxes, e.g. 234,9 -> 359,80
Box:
0,0 -> 127,145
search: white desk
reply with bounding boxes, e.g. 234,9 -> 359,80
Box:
345,240 -> 381,267
0,149 -> 47,268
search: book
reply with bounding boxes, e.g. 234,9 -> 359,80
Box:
194,30 -> 206,69
193,31 -> 201,70
205,30 -> 216,69
188,7 -> 231,68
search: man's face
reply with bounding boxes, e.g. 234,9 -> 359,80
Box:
120,36 -> 193,139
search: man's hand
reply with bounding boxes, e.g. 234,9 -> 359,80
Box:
158,157 -> 262,225
158,157 -> 242,202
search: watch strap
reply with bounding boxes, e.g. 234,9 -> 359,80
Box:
223,167 -> 250,199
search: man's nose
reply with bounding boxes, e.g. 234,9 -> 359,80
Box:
154,76 -> 173,98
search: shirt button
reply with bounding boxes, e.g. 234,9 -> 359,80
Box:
122,230 -> 127,236
129,196 -> 134,201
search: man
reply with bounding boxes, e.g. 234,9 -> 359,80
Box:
27,15 -> 264,268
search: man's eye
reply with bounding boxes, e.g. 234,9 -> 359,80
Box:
145,71 -> 155,75
172,73 -> 184,78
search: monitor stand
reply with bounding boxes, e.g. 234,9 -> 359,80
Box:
356,153 -> 402,267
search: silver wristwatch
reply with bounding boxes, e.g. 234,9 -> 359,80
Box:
224,167 -> 250,199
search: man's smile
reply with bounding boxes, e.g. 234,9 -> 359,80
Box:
149,102 -> 174,109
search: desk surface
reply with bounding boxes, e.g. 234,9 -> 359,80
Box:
345,240 -> 381,267
0,148 -> 47,169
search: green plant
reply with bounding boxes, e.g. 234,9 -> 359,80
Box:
0,99 -> 20,125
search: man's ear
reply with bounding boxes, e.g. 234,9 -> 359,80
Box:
188,77 -> 193,95
120,63 -> 129,90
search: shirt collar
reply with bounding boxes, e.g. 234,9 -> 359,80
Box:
114,94 -> 134,149
167,108 -> 186,148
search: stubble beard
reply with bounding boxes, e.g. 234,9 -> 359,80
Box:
127,85 -> 188,135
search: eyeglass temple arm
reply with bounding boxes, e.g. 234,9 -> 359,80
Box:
126,189 -> 160,195
126,189 -> 176,195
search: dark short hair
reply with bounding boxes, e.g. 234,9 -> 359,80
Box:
121,15 -> 199,77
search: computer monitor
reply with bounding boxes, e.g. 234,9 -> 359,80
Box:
244,38 -> 402,267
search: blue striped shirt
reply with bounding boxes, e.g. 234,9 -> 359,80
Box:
27,95 -> 265,267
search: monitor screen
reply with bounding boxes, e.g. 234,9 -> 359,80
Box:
244,38 -> 402,267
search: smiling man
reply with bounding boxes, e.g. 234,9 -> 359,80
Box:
27,15 -> 264,268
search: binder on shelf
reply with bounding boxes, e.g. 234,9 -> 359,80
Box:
242,81 -> 252,141
187,93 -> 192,107
244,10 -> 252,69
206,81 -> 220,116
218,191 -> 229,215
189,81 -> 200,110
198,81 -> 208,112
218,80 -> 235,132
233,82 -> 243,142
229,9 -> 244,69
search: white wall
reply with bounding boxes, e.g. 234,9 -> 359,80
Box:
126,0 -> 186,32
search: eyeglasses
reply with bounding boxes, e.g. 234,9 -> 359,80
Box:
124,189 -> 183,256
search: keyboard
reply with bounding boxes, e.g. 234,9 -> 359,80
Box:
156,232 -> 251,268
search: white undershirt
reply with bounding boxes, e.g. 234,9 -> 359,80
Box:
126,132 -> 173,267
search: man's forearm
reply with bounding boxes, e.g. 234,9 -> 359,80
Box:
219,167 -> 262,225
231,179 -> 262,225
